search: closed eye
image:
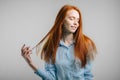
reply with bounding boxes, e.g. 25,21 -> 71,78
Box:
69,17 -> 74,20
69,16 -> 79,22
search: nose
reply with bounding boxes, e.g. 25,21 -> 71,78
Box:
73,21 -> 78,26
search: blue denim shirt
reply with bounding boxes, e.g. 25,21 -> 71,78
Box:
34,40 -> 94,80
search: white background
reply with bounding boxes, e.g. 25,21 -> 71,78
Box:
0,0 -> 120,80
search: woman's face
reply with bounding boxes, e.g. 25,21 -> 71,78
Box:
63,9 -> 79,33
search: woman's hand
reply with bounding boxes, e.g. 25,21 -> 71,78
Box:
21,44 -> 33,65
21,44 -> 38,71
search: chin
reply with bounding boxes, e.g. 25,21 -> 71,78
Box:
68,29 -> 77,33
70,31 -> 76,33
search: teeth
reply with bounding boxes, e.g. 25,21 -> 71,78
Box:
71,26 -> 76,30
72,26 -> 76,28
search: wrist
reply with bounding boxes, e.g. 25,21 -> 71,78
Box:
28,62 -> 38,71
28,62 -> 34,66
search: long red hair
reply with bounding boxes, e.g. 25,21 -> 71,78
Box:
34,5 -> 97,67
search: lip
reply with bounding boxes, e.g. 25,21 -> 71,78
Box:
71,26 -> 76,30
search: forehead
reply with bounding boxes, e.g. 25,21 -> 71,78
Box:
66,9 -> 79,18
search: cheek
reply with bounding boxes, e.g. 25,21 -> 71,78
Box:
77,25 -> 79,28
63,20 -> 72,27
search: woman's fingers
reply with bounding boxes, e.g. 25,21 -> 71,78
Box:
21,44 -> 25,49
21,44 -> 33,64
21,44 -> 32,57
23,49 -> 32,57
24,50 -> 32,56
21,44 -> 25,53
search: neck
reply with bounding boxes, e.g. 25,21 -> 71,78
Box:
62,32 -> 74,46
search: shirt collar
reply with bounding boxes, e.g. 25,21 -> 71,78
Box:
59,40 -> 75,47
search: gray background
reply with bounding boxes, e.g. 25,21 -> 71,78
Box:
0,0 -> 120,80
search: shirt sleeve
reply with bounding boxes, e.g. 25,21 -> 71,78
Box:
84,60 -> 94,80
34,62 -> 57,80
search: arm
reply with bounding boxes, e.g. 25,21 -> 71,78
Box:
34,62 -> 57,80
21,44 -> 57,80
21,44 -> 38,71
84,60 -> 94,80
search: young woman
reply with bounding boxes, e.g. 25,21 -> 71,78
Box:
21,4 -> 97,80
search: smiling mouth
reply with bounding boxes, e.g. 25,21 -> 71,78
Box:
71,26 -> 76,30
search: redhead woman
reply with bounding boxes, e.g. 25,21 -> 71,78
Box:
21,4 -> 97,80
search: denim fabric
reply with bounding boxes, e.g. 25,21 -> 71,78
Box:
35,40 -> 93,80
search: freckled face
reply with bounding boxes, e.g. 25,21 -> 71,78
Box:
63,9 -> 80,33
